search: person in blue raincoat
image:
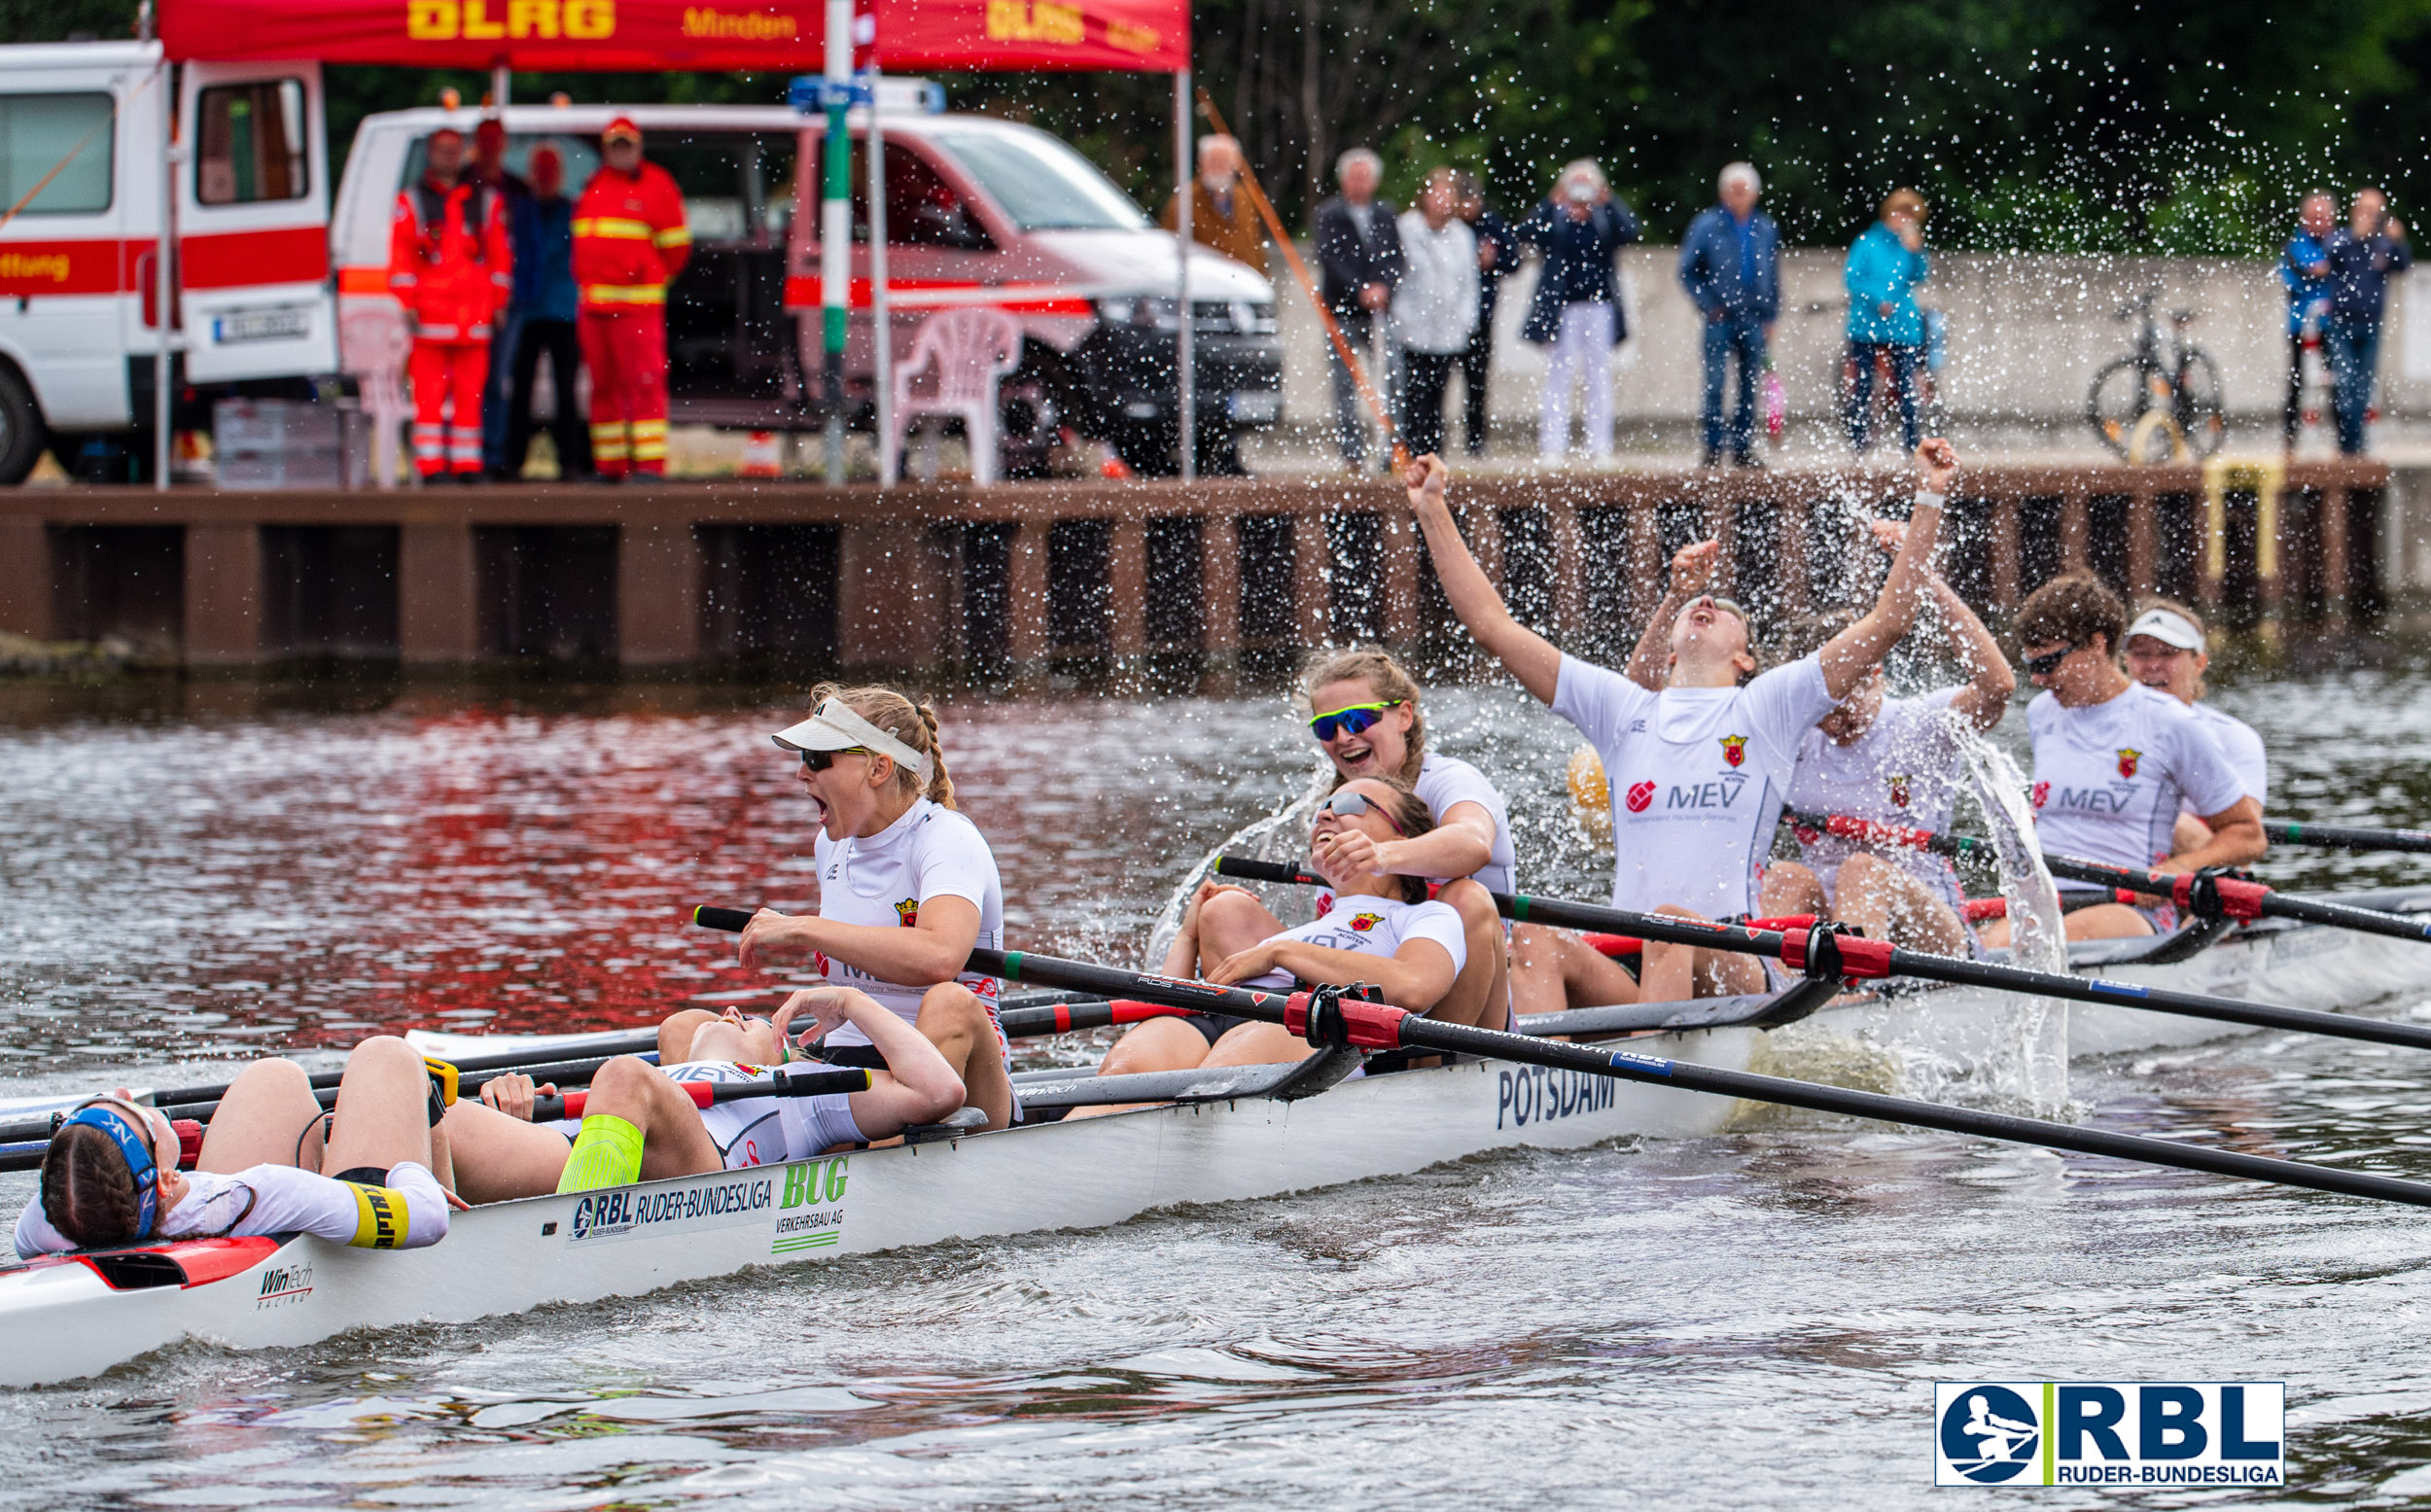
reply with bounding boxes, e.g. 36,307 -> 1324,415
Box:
1677,162 -> 1781,467
1843,188 -> 1930,454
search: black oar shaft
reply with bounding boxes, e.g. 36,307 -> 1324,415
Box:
2040,853 -> 2431,943
530,1068 -> 869,1124
978,947 -> 2431,1211
2267,819 -> 2431,856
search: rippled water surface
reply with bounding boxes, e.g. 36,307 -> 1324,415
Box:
5,660 -> 2431,1508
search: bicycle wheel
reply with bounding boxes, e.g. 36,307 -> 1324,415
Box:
2087,356 -> 2156,458
2173,347 -> 2228,458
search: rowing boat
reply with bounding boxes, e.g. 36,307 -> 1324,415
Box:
4,881 -> 2426,1388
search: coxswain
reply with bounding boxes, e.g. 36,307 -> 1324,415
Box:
719,685 -> 1017,1129
389,128 -> 512,482
440,989 -> 965,1199
1071,777 -> 1468,1109
1983,572 -> 2263,943
1297,648 -> 1513,1028
17,1037 -> 457,1257
1757,534 -> 2013,955
2121,598 -> 2267,857
1406,442 -> 1955,1003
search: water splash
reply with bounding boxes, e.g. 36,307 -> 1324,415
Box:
1142,765 -> 1332,969
1947,729 -> 2070,1113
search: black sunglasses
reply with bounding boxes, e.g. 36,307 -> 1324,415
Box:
2022,644 -> 2077,677
799,746 -> 865,772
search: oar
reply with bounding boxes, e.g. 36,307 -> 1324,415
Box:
998,999 -> 1195,1037
1783,810 -> 2145,904
2264,818 -> 2431,857
967,945 -> 2431,1212
1207,858 -> 2431,1053
528,1068 -> 867,1123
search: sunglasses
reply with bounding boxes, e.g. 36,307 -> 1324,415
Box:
2022,644 -> 2078,677
798,746 -> 865,772
1317,789 -> 1407,835
1308,700 -> 1403,744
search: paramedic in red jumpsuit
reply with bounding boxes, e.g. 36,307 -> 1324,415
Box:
388,128 -> 511,481
572,117 -> 690,480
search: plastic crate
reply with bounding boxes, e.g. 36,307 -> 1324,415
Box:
212,398 -> 343,457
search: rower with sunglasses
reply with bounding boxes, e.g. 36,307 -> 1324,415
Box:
1300,648 -> 1515,1030
1404,440 -> 1957,1004
1980,573 -> 2263,945
1070,777 -> 1469,1106
730,684 -> 1016,1130
18,1037 -> 456,1258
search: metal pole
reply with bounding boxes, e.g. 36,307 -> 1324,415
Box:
1174,67 -> 1193,481
154,54 -> 174,492
820,0 -> 852,484
491,61 -> 511,109
868,68 -> 894,487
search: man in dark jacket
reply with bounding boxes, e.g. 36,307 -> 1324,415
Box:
1515,159 -> 1639,463
470,117 -> 535,478
1313,148 -> 1405,470
1677,162 -> 1782,467
1455,170 -> 1517,457
502,145 -> 590,479
2323,187 -> 2412,455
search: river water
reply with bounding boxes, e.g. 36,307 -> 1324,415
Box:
4,658 -> 2431,1507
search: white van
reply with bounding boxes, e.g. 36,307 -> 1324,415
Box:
0,41 -> 337,483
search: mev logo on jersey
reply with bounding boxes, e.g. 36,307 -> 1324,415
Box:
1626,780 -> 1656,814
1719,733 -> 1748,767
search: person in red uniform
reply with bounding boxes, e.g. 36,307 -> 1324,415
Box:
388,128 -> 512,482
572,118 -> 689,480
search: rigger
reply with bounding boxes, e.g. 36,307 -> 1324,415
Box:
389,127 -> 512,480
573,117 -> 690,478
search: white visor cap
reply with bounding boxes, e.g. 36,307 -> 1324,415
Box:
770,698 -> 934,781
2125,608 -> 2204,652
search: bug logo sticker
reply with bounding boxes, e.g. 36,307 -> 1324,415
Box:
1933,1382 -> 2283,1487
564,1172 -> 774,1248
773,1154 -> 850,1254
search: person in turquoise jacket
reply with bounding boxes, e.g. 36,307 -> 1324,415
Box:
1844,188 -> 1930,452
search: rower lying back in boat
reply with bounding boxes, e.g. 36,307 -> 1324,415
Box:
1300,648 -> 1515,1030
1403,441 -> 1957,1008
730,684 -> 1017,1130
1758,537 -> 2012,958
15,1036 -> 456,1259
440,988 -> 965,1200
1071,777 -> 1476,1115
1990,573 -> 2264,946
2122,599 -> 2270,861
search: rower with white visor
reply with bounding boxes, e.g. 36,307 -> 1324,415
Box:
2121,598 -> 2268,857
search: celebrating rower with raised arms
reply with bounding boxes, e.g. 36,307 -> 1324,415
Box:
1404,440 -> 1957,1004
722,685 -> 1017,1129
1758,538 -> 2014,956
2120,597 -> 2268,858
1300,649 -> 1515,1029
1986,574 -> 2264,942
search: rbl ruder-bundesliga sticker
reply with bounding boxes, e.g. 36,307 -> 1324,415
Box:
1933,1382 -> 2283,1487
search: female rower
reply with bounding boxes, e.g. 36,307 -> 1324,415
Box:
1069,777 -> 1467,1108
1984,573 -> 2263,943
2121,598 -> 2267,857
440,989 -> 966,1200
1301,648 -> 1513,1029
1757,538 -> 2013,956
1407,442 -> 1956,1005
724,685 -> 1015,1130
17,1036 -> 456,1257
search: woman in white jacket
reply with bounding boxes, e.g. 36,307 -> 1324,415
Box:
1393,167 -> 1480,460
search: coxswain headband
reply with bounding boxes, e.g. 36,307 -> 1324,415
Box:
59,1097 -> 159,1242
770,700 -> 934,782
2126,608 -> 2204,652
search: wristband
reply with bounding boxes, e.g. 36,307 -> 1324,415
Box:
1914,488 -> 1947,510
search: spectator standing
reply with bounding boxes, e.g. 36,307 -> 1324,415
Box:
2280,190 -> 2336,450
1454,170 -> 1516,456
2322,187 -> 2411,455
1843,188 -> 1930,454
573,118 -> 690,481
1392,167 -> 1480,460
1677,162 -> 1781,467
502,144 -> 590,480
388,128 -> 511,482
1314,149 -> 1406,471
1516,159 -> 1639,464
467,118 -> 534,479
1162,134 -> 1266,275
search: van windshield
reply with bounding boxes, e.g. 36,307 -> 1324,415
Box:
921,123 -> 1148,232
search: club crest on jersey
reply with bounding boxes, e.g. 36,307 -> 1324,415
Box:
2116,748 -> 2141,780
1348,912 -> 1384,932
1625,780 -> 1656,814
1887,773 -> 1912,808
1719,734 -> 1748,768
894,897 -> 919,928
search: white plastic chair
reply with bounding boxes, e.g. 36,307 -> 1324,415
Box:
888,308 -> 1022,486
338,305 -> 413,489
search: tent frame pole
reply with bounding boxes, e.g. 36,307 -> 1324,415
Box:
154,55 -> 174,492
1173,66 -> 1192,481
869,67 -> 894,487
819,0 -> 852,484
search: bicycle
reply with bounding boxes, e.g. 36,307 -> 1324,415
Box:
2087,292 -> 2226,461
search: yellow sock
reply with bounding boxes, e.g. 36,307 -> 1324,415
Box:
555,1114 -> 644,1193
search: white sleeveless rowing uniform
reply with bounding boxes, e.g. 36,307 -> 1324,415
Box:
1413,752 -> 1516,894
1552,651 -> 1836,918
1238,893 -> 1469,992
810,797 -> 1005,1050
2183,702 -> 2267,813
2027,684 -> 2247,893
1787,688 -> 1969,910
15,1160 -> 448,1259
660,1060 -> 864,1167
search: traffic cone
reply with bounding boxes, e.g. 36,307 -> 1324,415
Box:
740,430 -> 782,478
